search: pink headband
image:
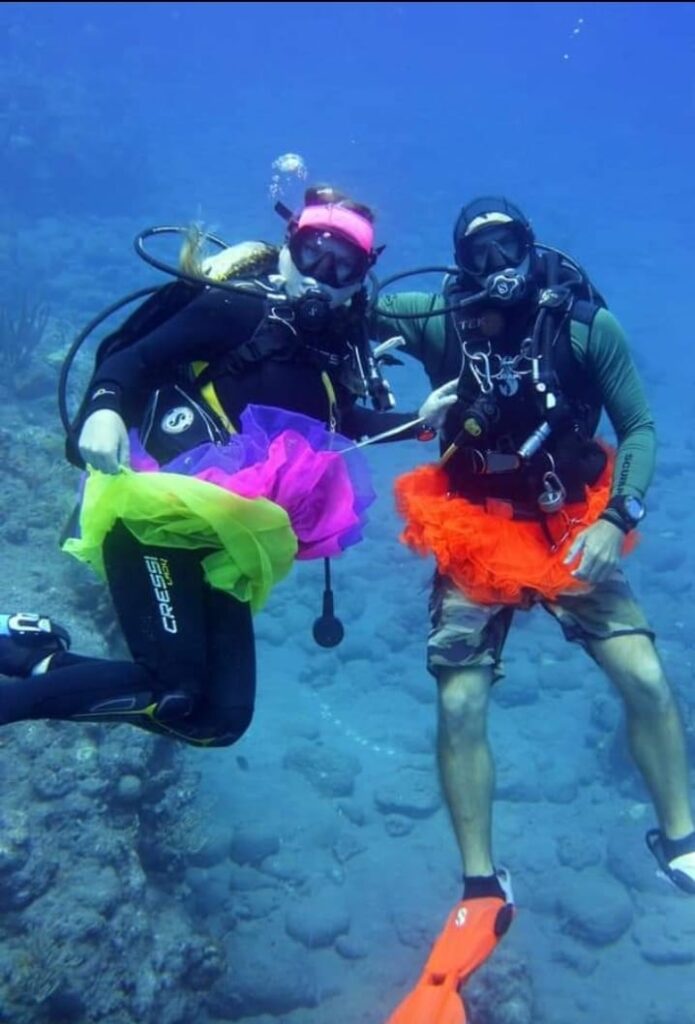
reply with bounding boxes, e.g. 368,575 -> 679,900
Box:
296,204 -> 374,255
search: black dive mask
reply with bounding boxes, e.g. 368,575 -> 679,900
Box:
456,221 -> 535,305
289,227 -> 369,289
456,222 -> 531,277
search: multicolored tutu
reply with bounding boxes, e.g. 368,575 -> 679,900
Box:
63,405 -> 376,611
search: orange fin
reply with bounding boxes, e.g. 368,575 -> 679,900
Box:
423,896 -> 513,984
387,985 -> 467,1024
385,893 -> 514,1024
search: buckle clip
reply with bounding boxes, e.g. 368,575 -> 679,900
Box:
8,613 -> 51,637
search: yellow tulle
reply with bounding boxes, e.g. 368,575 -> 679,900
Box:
62,469 -> 298,611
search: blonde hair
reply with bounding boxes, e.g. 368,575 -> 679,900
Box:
179,223 -> 279,282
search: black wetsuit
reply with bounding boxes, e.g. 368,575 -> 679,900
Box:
2,286 -> 415,747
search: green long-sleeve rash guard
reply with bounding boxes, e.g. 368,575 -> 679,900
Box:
374,293 -> 656,501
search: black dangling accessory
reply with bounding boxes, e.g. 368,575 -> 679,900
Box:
312,558 -> 345,648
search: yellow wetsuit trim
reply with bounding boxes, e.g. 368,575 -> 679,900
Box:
72,700 -> 160,723
321,371 -> 337,433
193,365 -> 338,437
73,701 -> 218,746
191,360 -> 236,434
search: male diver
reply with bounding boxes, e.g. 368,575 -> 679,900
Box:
375,197 -> 695,1022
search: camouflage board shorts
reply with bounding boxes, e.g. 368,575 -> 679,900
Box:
427,570 -> 655,680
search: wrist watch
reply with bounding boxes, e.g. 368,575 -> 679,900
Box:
601,495 -> 646,533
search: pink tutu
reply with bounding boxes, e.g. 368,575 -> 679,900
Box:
130,405 -> 376,560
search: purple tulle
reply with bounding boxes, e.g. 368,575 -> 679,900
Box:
129,405 -> 376,559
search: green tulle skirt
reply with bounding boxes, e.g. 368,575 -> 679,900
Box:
63,468 -> 298,612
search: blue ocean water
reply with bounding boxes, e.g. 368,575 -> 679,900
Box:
0,3 -> 694,1022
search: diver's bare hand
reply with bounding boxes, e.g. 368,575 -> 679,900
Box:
78,410 -> 130,475
563,519 -> 624,585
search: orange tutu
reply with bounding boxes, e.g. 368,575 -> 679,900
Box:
394,451 -> 635,605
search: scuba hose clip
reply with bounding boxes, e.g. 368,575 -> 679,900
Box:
368,338 -> 405,412
538,470 -> 567,515
367,377 -> 396,412
522,334 -> 544,391
344,290 -> 397,412
350,341 -> 395,411
364,346 -> 396,411
464,342 -> 495,395
267,301 -> 298,336
530,353 -> 543,389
